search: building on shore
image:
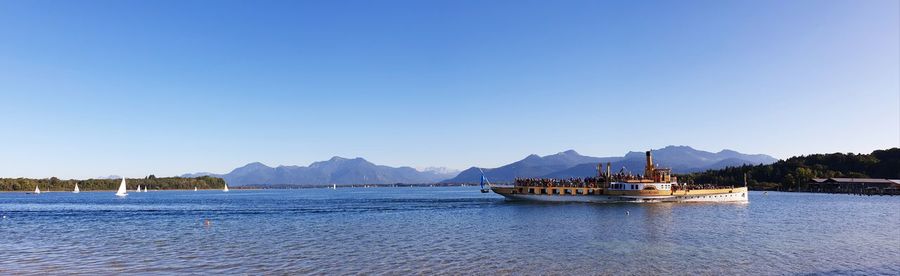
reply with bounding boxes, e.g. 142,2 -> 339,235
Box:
808,178 -> 900,195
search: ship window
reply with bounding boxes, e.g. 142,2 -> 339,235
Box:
553,189 -> 560,195
540,189 -> 546,194
529,188 -> 534,194
576,189 -> 583,195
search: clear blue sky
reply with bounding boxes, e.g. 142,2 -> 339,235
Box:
1,0 -> 898,179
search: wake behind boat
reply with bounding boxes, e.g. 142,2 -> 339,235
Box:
490,150 -> 748,203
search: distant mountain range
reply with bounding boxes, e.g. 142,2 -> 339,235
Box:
182,146 -> 776,186
443,146 -> 777,183
182,157 -> 458,186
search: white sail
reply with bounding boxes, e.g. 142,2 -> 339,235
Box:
194,187 -> 198,191
34,185 -> 41,194
144,186 -> 147,192
136,185 -> 142,193
73,183 -> 80,193
223,183 -> 229,192
116,177 -> 128,197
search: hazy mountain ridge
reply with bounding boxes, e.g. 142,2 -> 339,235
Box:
183,157 -> 454,186
183,146 -> 777,185
444,146 -> 777,183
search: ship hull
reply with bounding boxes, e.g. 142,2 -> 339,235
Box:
491,187 -> 748,203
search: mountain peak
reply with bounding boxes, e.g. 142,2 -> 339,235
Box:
243,162 -> 270,168
329,156 -> 347,161
557,149 -> 580,156
659,145 -> 695,151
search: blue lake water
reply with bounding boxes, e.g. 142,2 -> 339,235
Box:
1,187 -> 898,275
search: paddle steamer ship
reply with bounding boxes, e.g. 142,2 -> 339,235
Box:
490,150 -> 748,203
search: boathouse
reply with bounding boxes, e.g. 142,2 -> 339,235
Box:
808,178 -> 900,195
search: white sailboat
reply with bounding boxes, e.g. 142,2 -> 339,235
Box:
194,187 -> 198,192
144,186 -> 147,192
115,177 -> 128,197
34,184 -> 41,194
136,185 -> 142,193
332,184 -> 337,190
223,183 -> 229,192
73,183 -> 80,193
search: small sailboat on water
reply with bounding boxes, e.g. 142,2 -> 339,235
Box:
332,184 -> 337,190
73,183 -> 80,193
223,183 -> 229,192
115,177 -> 128,197
34,184 -> 41,194
144,186 -> 147,192
479,168 -> 491,193
136,185 -> 142,193
194,187 -> 198,192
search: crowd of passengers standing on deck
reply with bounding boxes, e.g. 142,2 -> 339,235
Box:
513,177 -> 736,191
514,177 -> 603,188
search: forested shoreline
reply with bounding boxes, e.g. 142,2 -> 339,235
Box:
0,176 -> 226,191
678,148 -> 899,191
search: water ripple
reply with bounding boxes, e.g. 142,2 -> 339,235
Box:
0,188 -> 898,275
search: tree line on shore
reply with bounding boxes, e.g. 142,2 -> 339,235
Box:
0,175 -> 226,191
677,148 -> 900,191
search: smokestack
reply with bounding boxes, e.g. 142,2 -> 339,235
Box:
645,151 -> 653,172
606,162 -> 612,188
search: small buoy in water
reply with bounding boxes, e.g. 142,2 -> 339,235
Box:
625,211 -> 630,215
1,215 -> 6,219
203,219 -> 211,226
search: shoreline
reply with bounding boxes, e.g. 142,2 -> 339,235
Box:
0,188 -> 259,193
